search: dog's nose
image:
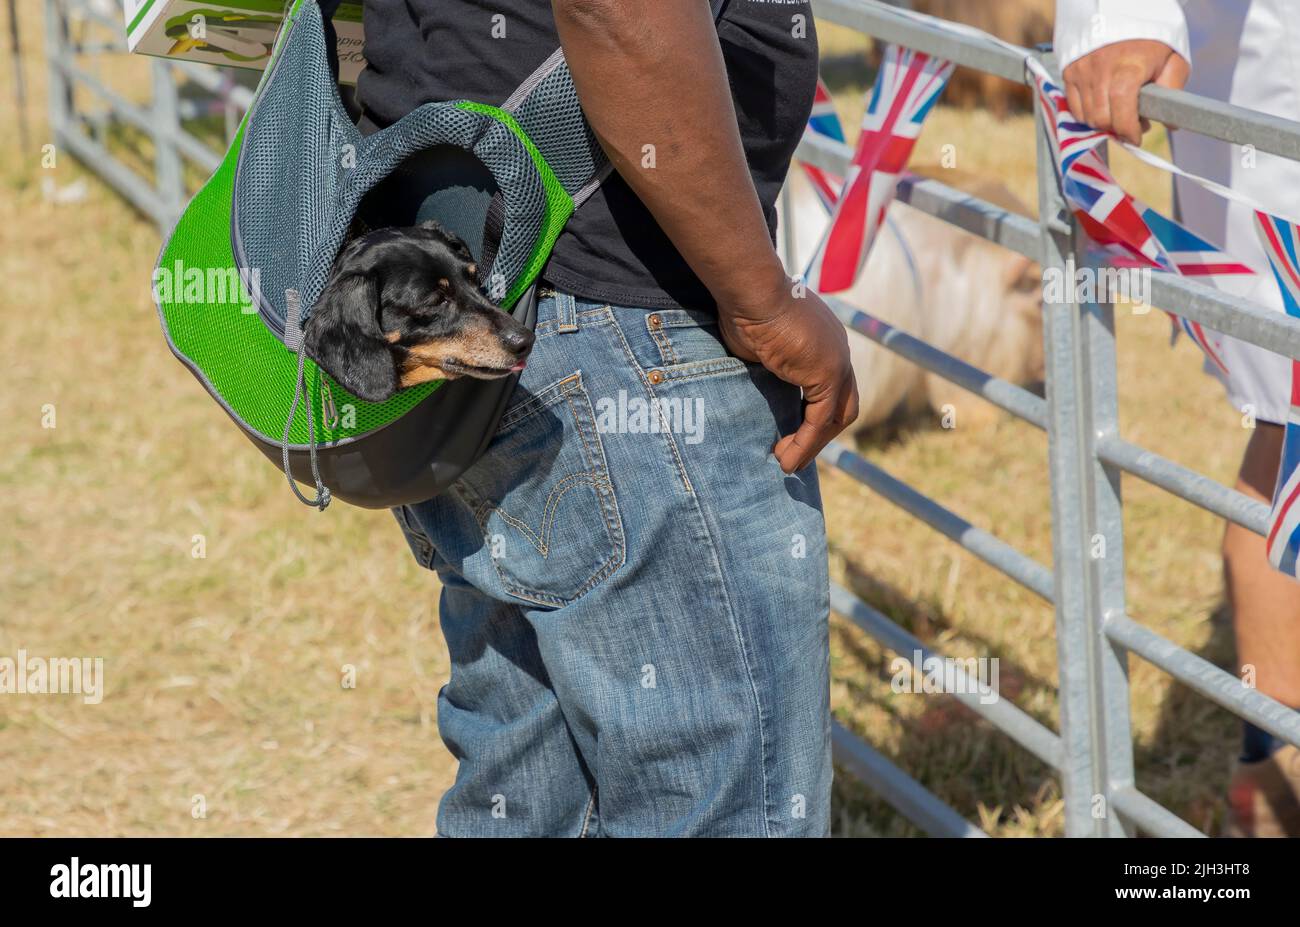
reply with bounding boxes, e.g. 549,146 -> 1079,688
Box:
501,326 -> 535,355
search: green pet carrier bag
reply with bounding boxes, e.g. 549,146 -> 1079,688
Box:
154,0 -> 726,510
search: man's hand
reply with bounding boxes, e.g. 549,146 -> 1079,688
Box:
1062,39 -> 1189,144
717,272 -> 858,474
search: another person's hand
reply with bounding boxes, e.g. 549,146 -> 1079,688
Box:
1062,39 -> 1190,144
717,273 -> 859,474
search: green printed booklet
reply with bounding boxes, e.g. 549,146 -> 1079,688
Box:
123,0 -> 366,84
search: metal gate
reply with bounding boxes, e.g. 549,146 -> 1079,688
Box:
804,0 -> 1300,837
42,0 -> 252,232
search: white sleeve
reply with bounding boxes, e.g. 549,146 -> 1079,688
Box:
1053,0 -> 1191,71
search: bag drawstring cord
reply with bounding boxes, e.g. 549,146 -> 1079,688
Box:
281,288 -> 331,510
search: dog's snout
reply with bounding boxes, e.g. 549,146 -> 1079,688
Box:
500,326 -> 535,355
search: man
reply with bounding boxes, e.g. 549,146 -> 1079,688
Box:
1056,0 -> 1300,837
356,1 -> 855,835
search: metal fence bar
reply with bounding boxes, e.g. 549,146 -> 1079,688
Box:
169,123 -> 223,177
1070,166 -> 1141,837
812,0 -> 1300,161
43,0 -> 73,157
1109,787 -> 1207,839
52,54 -> 157,138
795,133 -> 1044,262
826,296 -> 1050,429
1034,82 -> 1122,837
60,60 -> 225,181
45,0 -> 250,232
150,57 -> 186,230
814,0 -> 1027,83
1096,436 -> 1271,536
830,584 -> 1064,767
893,173 -> 1043,260
64,0 -> 125,34
831,722 -> 990,837
1147,272 -> 1300,362
1105,614 -> 1300,749
174,60 -> 256,110
1138,85 -> 1300,163
823,442 -> 1055,600
57,123 -> 170,225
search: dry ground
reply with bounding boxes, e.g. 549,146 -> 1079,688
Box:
0,10 -> 1251,836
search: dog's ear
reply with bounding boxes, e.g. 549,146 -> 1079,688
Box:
304,273 -> 399,403
419,219 -> 475,264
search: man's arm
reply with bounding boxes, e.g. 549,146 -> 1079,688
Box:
552,0 -> 857,474
1054,0 -> 1191,143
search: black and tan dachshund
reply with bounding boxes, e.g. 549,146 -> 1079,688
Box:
305,220 -> 534,402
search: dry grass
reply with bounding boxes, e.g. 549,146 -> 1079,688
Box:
0,8 -> 1248,837
1,8 -> 453,835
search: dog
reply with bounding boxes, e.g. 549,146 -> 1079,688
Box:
779,165 -> 1044,431
304,220 -> 534,402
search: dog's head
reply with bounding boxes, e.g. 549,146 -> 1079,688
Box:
304,220 -> 534,403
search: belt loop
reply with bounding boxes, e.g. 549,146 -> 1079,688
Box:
556,290 -> 579,333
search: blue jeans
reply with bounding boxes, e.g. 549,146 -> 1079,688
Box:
394,290 -> 831,836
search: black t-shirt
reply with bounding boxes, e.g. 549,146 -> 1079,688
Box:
354,0 -> 818,311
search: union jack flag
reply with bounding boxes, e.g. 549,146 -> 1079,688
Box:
1028,58 -> 1253,374
1254,213 -> 1300,578
801,78 -> 847,211
805,46 -> 953,293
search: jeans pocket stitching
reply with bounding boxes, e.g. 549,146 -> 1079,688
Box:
653,309 -> 717,329
496,544 -> 623,608
480,373 -> 625,607
484,471 -> 602,557
500,372 -> 583,429
563,379 -> 626,557
647,316 -> 679,366
657,356 -> 750,382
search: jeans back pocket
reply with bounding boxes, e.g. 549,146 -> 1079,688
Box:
643,309 -> 748,381
455,372 -> 625,608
